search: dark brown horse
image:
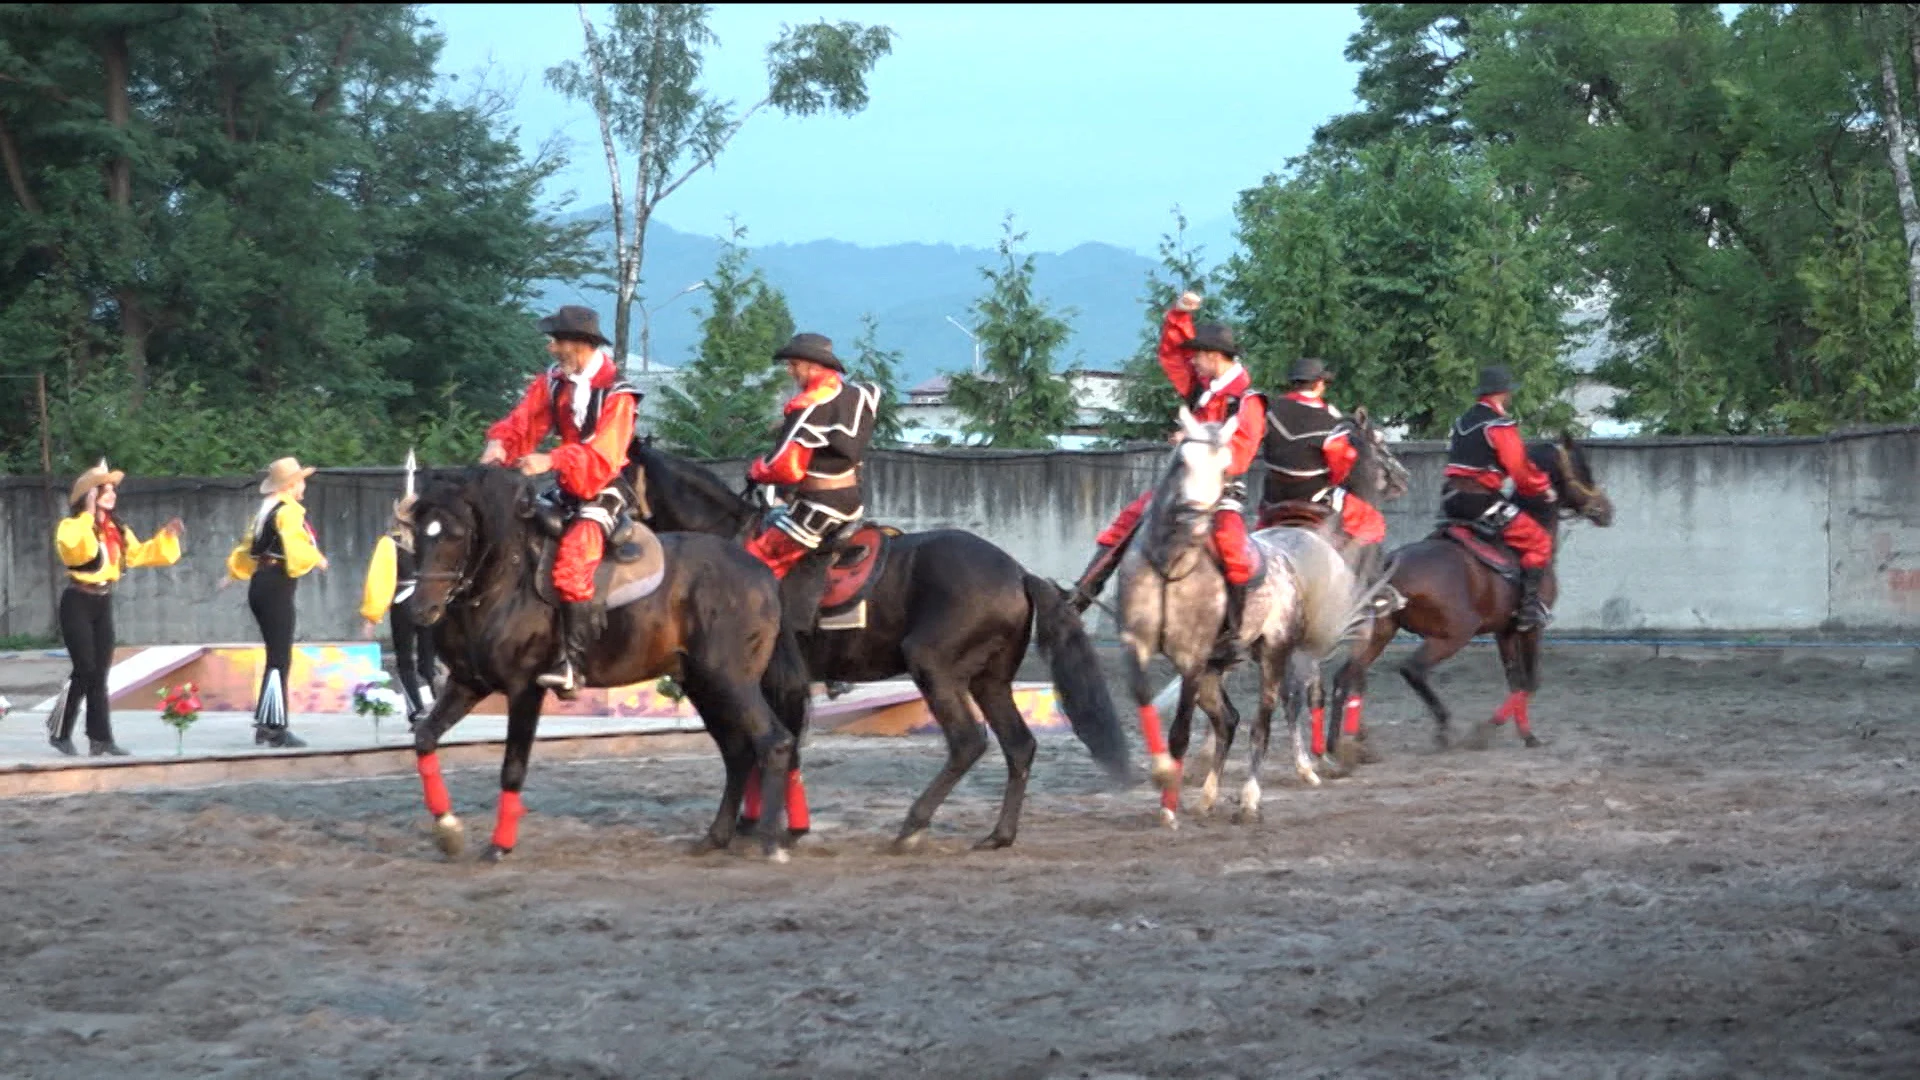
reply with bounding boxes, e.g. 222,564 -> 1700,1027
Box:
632,442 -> 1131,851
407,466 -> 811,862
1331,435 -> 1614,757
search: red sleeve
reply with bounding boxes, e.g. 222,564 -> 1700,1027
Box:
1226,395 -> 1264,476
1488,423 -> 1551,496
486,376 -> 553,464
1156,308 -> 1199,400
749,440 -> 812,486
551,392 -> 635,498
1324,430 -> 1357,486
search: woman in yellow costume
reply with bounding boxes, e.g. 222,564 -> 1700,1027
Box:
50,461 -> 184,756
226,457 -> 328,749
361,456 -> 438,727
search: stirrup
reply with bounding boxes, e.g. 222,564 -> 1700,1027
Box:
535,662 -> 580,692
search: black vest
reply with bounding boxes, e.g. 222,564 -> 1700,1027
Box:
1447,401 -> 1510,474
547,372 -> 642,441
250,502 -> 289,560
390,529 -> 419,605
774,379 -> 881,482
1261,396 -> 1346,504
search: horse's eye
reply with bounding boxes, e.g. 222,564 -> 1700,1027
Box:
425,521 -> 443,538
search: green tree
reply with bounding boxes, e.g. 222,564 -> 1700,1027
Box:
1104,207 -> 1228,444
846,313 -> 906,447
946,217 -> 1077,449
652,223 -> 794,458
547,4 -> 893,367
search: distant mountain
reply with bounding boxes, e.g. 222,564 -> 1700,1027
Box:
535,211 -> 1161,387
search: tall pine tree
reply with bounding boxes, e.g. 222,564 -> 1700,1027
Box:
652,223 -> 794,459
946,216 -> 1076,449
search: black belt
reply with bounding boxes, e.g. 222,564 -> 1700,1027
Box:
66,580 -> 112,596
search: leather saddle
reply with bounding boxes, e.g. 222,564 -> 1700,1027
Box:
521,487 -> 667,613
1257,498 -> 1334,531
819,522 -> 900,616
1433,519 -> 1521,582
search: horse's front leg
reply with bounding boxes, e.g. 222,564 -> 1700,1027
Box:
483,684 -> 547,862
1194,670 -> 1239,819
1121,631 -> 1178,797
1160,675 -> 1201,828
413,678 -> 484,858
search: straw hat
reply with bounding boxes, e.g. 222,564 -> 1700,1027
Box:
69,459 -> 125,506
260,457 -> 318,495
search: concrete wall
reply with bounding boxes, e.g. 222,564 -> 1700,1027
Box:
4,428 -> 1918,643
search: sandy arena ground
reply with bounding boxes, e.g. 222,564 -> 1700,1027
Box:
1,645 -> 1917,1079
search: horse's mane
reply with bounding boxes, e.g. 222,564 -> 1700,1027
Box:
630,441 -> 755,536
418,465 -> 531,545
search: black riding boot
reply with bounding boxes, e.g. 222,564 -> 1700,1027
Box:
1067,543 -> 1123,614
1209,581 -> 1249,667
1514,568 -> 1550,633
537,602 -> 596,700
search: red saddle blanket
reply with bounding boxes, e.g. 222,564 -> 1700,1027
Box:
1437,523 -> 1520,579
821,524 -> 899,612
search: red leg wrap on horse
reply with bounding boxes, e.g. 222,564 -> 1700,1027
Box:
785,770 -> 811,832
1310,706 -> 1327,756
742,766 -> 763,821
1137,704 -> 1168,757
1514,692 -> 1533,736
1343,696 -> 1364,736
1160,765 -> 1182,812
491,790 -> 525,851
1493,691 -> 1524,725
417,754 -> 452,817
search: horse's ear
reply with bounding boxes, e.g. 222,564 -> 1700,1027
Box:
1353,405 -> 1369,426
1560,430 -> 1577,450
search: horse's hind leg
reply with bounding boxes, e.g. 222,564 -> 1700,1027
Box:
1239,649 -> 1281,823
484,684 -> 546,862
412,679 -> 483,858
1194,671 -> 1238,819
969,675 -> 1037,850
1401,633 -> 1472,750
684,661 -> 792,863
1332,616 -> 1393,769
895,646 -> 988,852
695,718 -> 754,854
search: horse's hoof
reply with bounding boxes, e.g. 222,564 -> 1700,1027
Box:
1356,741 -> 1384,765
689,833 -> 730,856
892,828 -> 929,854
736,816 -> 760,834
1158,807 -> 1179,830
1462,721 -> 1495,751
1231,805 -> 1261,826
1335,739 -> 1365,771
1433,731 -> 1451,752
481,844 -> 512,864
1315,753 -> 1350,779
432,814 -> 465,857
972,833 -> 1015,851
1522,733 -> 1543,749
1296,765 -> 1324,788
786,827 -> 811,843
1148,753 -> 1180,790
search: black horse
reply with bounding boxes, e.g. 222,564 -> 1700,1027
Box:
632,443 -> 1132,851
408,466 -> 810,862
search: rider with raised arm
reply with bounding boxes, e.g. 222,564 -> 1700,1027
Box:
1257,356 -> 1387,574
1442,365 -> 1557,631
743,333 -> 881,583
1068,291 -> 1266,645
479,305 -> 640,697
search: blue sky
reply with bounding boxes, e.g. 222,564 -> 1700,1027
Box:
423,4 -> 1364,257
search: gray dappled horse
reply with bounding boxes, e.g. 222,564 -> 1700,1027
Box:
1116,408 -> 1365,828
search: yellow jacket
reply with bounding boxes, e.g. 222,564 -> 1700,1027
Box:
361,533 -> 400,623
226,498 -> 326,581
55,513 -> 181,586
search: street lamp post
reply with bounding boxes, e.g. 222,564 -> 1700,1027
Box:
638,280 -> 709,372
944,315 -> 982,375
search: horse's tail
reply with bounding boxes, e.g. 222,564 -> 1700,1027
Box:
1024,574 -> 1132,784
1268,529 -> 1362,659
760,623 -> 812,740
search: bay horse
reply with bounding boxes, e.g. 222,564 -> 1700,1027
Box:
407,466 -> 811,862
1118,407 -> 1367,828
631,442 -> 1131,851
1331,435 -> 1615,757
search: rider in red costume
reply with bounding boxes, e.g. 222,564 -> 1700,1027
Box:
1068,291 -> 1266,644
1441,365 -> 1557,631
480,306 -> 640,696
1256,355 -> 1387,553
744,333 -> 880,582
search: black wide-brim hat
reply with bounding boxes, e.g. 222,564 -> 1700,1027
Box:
538,305 -> 611,348
1288,356 -> 1333,384
1476,365 -> 1514,396
1179,323 -> 1241,359
773,332 -> 844,372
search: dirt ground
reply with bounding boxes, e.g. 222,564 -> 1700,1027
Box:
2,646 -> 1917,1080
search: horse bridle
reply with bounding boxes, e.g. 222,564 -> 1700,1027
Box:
414,508 -> 492,611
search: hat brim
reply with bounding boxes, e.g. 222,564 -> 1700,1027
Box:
537,316 -> 611,348
774,350 -> 845,372
1179,341 -> 1241,359
70,469 -> 125,506
260,466 -> 318,494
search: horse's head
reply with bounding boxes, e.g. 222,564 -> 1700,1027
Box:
1540,433 -> 1614,527
630,439 -> 756,540
1144,407 -> 1236,580
410,466 -> 516,625
1345,405 -> 1410,505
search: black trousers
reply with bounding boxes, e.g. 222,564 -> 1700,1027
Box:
248,564 -> 297,729
56,586 -> 115,742
390,598 -> 437,717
